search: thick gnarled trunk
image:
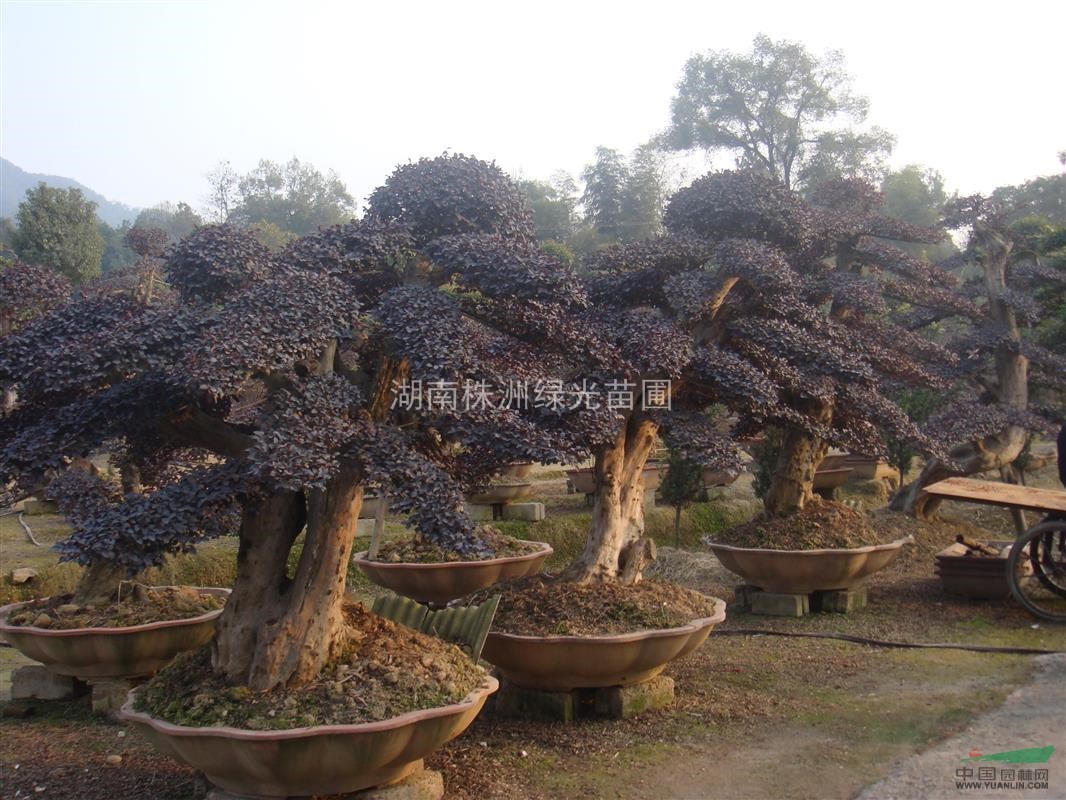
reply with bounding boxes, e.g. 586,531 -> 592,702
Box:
763,402 -> 832,518
213,467 -> 364,691
71,559 -> 127,606
893,227 -> 1029,520
561,417 -> 658,584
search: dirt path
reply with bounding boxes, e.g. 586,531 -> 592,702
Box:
858,654 -> 1066,800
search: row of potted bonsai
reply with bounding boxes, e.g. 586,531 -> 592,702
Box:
0,472 -> 910,799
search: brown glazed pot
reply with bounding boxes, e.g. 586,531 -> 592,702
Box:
566,466 -> 663,495
0,587 -> 229,679
705,540 -> 910,594
353,542 -> 553,605
120,674 -> 498,798
495,462 -> 535,480
812,467 -> 854,492
702,467 -> 740,488
482,598 -> 726,690
844,456 -> 901,484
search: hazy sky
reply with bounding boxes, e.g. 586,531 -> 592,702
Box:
2,0 -> 1063,213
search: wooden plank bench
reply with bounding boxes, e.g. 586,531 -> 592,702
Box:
923,477 -> 1066,515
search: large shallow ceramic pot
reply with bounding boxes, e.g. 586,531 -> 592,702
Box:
702,467 -> 740,488
705,540 -> 910,594
0,587 -> 229,679
354,542 -> 553,605
812,467 -> 854,492
120,674 -> 498,798
465,482 -> 534,505
495,462 -> 535,480
818,451 -> 850,472
482,598 -> 726,690
567,466 -> 663,495
844,456 -> 901,485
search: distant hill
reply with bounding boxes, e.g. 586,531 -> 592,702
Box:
1,157 -> 140,227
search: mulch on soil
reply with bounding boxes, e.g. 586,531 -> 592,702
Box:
473,575 -> 719,636
3,585 -> 224,630
135,603 -> 484,730
709,500 -> 890,550
371,525 -> 540,564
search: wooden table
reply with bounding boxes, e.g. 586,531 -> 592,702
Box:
923,477 -> 1066,515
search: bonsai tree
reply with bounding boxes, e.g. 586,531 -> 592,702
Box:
893,197 -> 1066,518
0,154 -> 595,691
579,171 -> 962,526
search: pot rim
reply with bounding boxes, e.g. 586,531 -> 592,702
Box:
0,586 -> 230,638
704,536 -> 912,558
119,673 -> 498,741
487,597 -> 726,644
354,540 -> 553,570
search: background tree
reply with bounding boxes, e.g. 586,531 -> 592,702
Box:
205,161 -> 239,224
520,175 -> 577,242
229,158 -> 355,236
581,146 -> 630,241
659,450 -> 705,546
133,201 -> 203,242
990,173 -> 1065,225
879,165 -> 957,261
98,220 -> 138,272
13,184 -> 105,283
663,34 -> 891,192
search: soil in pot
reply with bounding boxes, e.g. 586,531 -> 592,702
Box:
372,525 -> 541,564
4,585 -> 224,630
712,501 -> 887,550
135,603 -> 484,731
470,575 -> 719,636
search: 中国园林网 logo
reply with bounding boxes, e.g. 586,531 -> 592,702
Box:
962,746 -> 1055,763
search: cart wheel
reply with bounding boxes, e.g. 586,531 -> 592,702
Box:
1007,521 -> 1066,622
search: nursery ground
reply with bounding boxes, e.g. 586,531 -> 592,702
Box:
1,459 -> 1064,798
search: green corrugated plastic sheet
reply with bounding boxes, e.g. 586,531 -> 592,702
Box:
371,593 -> 500,663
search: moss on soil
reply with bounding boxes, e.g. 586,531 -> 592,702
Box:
371,525 -> 540,563
3,585 -> 224,630
710,500 -> 890,550
135,603 -> 484,730
473,575 -> 718,636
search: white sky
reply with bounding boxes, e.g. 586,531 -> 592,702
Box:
1,0 -> 1063,213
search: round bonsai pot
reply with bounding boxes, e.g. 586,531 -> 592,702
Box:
481,598 -> 726,690
843,456 -> 901,484
566,466 -> 663,495
818,452 -> 850,472
705,539 -> 910,594
702,467 -> 740,488
359,495 -> 384,519
812,467 -> 854,492
353,542 -> 553,605
465,482 -> 534,505
0,587 -> 230,679
120,674 -> 498,798
495,462 -> 535,480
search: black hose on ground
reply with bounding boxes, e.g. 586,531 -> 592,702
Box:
714,628 -> 1063,655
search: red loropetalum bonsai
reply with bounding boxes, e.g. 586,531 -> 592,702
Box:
0,154 -> 600,691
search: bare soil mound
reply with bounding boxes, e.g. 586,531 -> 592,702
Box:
710,501 -> 888,550
475,575 -> 718,636
135,603 -> 483,730
4,585 -> 224,630
372,526 -> 540,563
